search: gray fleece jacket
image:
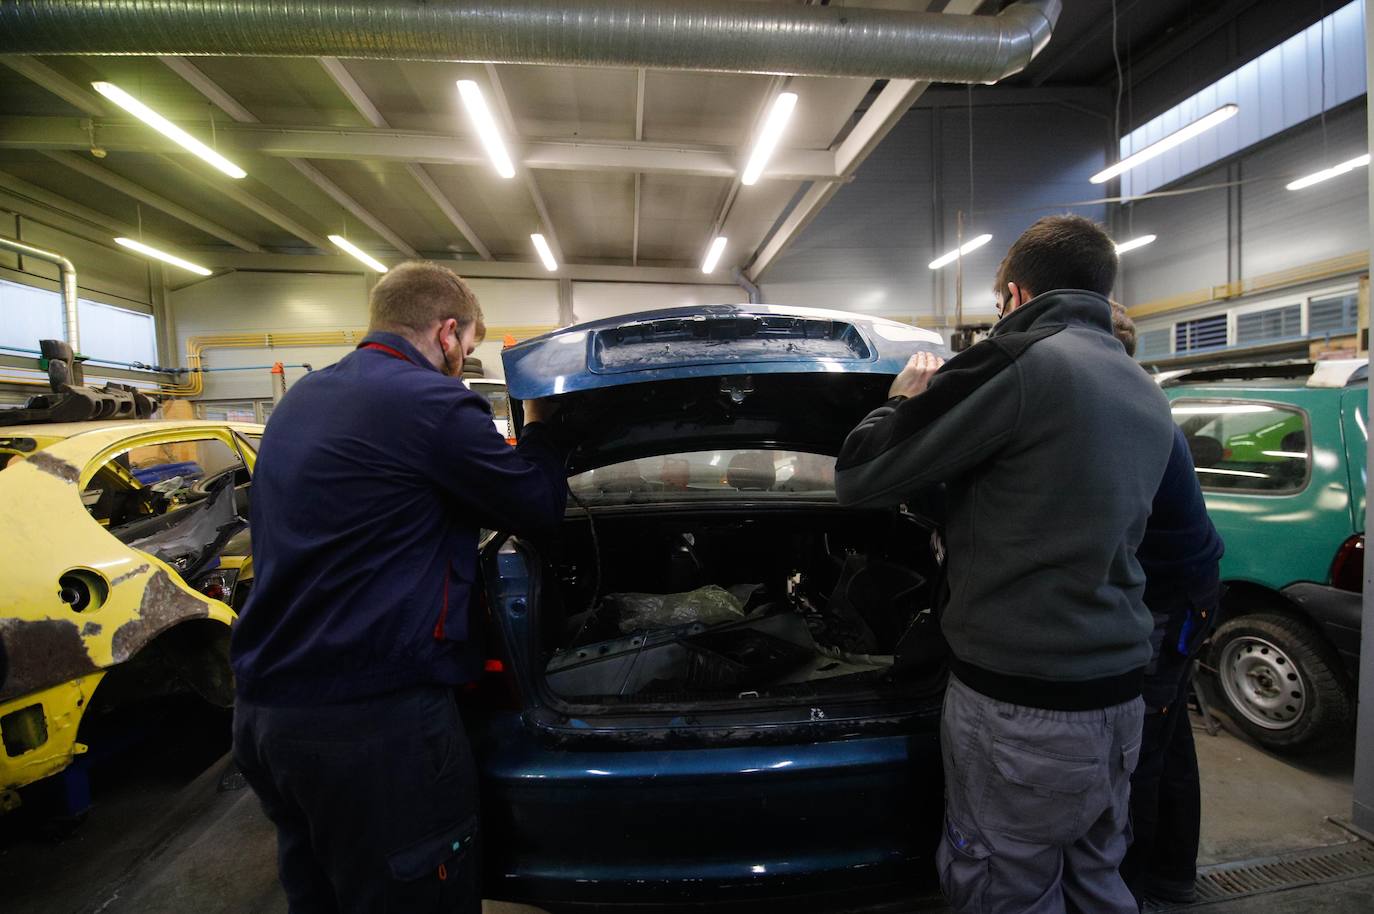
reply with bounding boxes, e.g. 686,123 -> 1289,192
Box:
835,290 -> 1174,709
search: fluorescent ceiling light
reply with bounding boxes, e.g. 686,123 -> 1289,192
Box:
92,81 -> 246,179
530,233 -> 557,271
928,233 -> 993,270
741,91 -> 798,186
1115,234 -> 1158,254
701,236 -> 728,274
1287,153 -> 1372,191
328,234 -> 388,272
114,237 -> 212,276
1091,104 -> 1239,185
457,80 -> 516,179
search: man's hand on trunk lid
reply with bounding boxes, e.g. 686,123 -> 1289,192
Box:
890,351 -> 945,400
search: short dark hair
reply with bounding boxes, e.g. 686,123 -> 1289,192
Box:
368,261 -> 485,341
994,214 -> 1118,301
1109,301 -> 1136,356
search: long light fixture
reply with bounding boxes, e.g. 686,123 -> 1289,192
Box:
741,91 -> 799,186
114,237 -> 212,276
1091,104 -> 1239,185
1115,234 -> 1158,255
701,236 -> 728,274
328,235 -> 388,273
530,233 -> 558,271
928,233 -> 992,270
1287,153 -> 1372,191
457,80 -> 516,179
92,81 -> 247,179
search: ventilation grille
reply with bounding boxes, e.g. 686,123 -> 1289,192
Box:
1145,840 -> 1374,911
1175,314 -> 1228,353
1235,304 -> 1301,345
1309,293 -> 1359,336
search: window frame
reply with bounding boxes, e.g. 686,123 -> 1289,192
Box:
1170,396 -> 1313,496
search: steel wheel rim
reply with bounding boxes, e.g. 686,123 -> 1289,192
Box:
1218,635 -> 1306,730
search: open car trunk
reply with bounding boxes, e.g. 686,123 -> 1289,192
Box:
525,504 -> 947,711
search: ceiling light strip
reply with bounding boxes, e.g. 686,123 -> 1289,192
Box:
530,233 -> 558,271
1115,234 -> 1158,254
741,92 -> 799,186
328,234 -> 388,272
1092,104 -> 1239,185
114,237 -> 213,275
457,80 -> 516,179
701,236 -> 728,274
1287,153 -> 1372,191
928,233 -> 992,270
92,81 -> 247,179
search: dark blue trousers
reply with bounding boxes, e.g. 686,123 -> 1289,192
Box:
233,687 -> 480,914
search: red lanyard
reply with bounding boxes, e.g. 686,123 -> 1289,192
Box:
360,341 -> 413,364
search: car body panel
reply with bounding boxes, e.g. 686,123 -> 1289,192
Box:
475,711 -> 941,905
502,304 -> 944,400
1165,385 -> 1359,592
0,419 -> 261,797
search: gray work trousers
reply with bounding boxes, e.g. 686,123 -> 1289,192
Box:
936,674 -> 1144,914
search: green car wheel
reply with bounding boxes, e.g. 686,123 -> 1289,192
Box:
1203,611 -> 1354,753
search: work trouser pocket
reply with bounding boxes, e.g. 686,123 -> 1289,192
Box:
937,815 -> 991,914
981,737 -> 1101,844
387,814 -> 479,883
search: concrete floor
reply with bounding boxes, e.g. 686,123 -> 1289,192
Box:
2,712 -> 1367,913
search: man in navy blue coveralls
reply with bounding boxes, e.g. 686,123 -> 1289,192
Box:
1111,304 -> 1224,907
230,261 -> 568,913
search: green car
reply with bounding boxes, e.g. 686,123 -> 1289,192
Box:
1161,360 -> 1366,752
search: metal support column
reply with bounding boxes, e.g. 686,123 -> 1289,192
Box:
1352,0 -> 1374,834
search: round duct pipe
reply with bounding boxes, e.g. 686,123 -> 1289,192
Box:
0,0 -> 1061,83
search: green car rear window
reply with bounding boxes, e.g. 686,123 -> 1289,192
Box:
1170,399 -> 1310,494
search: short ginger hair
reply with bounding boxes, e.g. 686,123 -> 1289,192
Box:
367,261 -> 485,342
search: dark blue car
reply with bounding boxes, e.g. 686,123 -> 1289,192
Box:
469,304 -> 952,909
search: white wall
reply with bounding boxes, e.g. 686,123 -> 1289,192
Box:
169,269 -> 742,400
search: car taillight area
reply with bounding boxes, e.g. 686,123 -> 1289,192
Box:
1330,533 -> 1365,593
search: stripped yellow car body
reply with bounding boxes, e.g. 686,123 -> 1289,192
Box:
0,420 -> 261,808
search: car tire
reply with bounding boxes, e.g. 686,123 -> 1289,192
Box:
1201,611 -> 1354,753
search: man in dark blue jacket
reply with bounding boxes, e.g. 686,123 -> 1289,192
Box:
1112,304 -> 1224,908
231,261 -> 567,913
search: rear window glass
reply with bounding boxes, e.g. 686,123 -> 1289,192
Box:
1171,400 -> 1310,493
569,450 -> 836,506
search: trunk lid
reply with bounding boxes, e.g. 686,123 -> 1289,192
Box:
502,304 -> 946,473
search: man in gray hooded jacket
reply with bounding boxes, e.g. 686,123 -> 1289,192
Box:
836,215 -> 1174,913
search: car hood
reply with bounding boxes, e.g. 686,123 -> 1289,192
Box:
502,304 -> 947,473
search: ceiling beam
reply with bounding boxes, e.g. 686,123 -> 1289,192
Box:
208,252 -> 741,285
484,63 -> 564,264
41,150 -> 266,253
157,56 -> 418,258
155,155 -> 332,252
0,56 -> 105,116
0,115 -> 841,182
0,170 -> 142,239
747,0 -> 987,282
319,57 -> 492,260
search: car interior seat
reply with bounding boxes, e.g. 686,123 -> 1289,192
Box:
726,451 -> 776,491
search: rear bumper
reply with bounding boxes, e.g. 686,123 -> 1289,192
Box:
472,711 -> 943,908
1281,582 -> 1363,678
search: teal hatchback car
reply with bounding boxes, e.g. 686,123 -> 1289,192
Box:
1161,361 -> 1366,752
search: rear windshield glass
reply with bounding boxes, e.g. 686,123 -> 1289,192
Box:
569,450 -> 836,505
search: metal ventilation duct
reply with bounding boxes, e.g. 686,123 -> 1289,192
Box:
0,235 -> 80,353
0,0 -> 1061,83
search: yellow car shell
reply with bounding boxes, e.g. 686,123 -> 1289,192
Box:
0,419 -> 262,810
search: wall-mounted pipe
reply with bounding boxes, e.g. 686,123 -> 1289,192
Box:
0,234 -> 79,353
0,0 -> 1061,83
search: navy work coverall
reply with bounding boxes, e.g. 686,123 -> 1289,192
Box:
1120,424 -> 1224,906
230,331 -> 567,913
